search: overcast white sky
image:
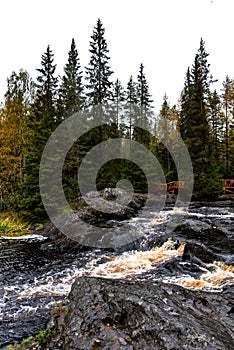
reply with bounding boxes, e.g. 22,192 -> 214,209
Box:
0,0 -> 233,111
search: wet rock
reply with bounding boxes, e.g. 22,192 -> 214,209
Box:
52,276 -> 234,350
172,217 -> 234,257
182,242 -> 215,264
80,188 -> 146,224
40,189 -> 147,252
40,220 -> 82,253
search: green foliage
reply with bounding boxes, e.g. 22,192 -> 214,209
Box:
136,63 -> 154,122
36,328 -> 56,344
19,46 -> 58,221
0,212 -> 29,236
85,18 -> 113,105
1,25 -> 234,218
59,38 -> 85,118
0,70 -> 33,210
21,337 -> 33,344
179,38 -> 225,199
6,328 -> 56,349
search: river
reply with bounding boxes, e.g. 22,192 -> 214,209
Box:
0,202 -> 234,348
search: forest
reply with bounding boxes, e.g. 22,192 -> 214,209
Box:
1,18 -> 234,222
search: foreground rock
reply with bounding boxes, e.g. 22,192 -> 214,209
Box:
50,276 -> 234,350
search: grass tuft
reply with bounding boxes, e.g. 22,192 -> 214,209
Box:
0,212 -> 30,237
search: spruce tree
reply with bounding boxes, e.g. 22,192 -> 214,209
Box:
58,39 -> 85,203
59,38 -> 84,118
136,63 -> 153,125
124,75 -> 138,140
208,90 -> 223,164
180,67 -> 192,140
126,75 -> 138,105
124,67 -> 154,193
110,78 -> 126,128
222,76 -> 234,177
133,64 -> 153,146
85,18 -> 113,106
154,95 -> 178,182
180,39 -> 222,199
20,46 -> 58,220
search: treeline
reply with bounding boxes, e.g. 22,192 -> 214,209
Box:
0,18 -> 234,221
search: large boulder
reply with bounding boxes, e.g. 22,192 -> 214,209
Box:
54,276 -> 234,350
40,189 -> 147,252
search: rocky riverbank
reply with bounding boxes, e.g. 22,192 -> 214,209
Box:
2,197 -> 234,349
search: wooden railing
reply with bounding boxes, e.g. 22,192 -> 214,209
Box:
223,179 -> 234,193
152,179 -> 234,195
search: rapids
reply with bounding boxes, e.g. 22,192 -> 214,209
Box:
0,201 -> 233,348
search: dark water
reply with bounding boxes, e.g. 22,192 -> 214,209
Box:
0,236 -> 100,348
0,203 -> 233,348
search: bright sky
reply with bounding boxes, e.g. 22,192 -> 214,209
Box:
0,0 -> 233,111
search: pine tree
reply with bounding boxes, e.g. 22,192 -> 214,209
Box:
57,39 -> 85,203
110,78 -> 125,128
124,75 -> 138,140
133,64 -> 153,146
136,63 -> 153,125
59,38 -> 84,118
82,19 -> 114,192
20,46 -> 58,220
154,95 -> 178,181
180,39 -> 223,199
208,90 -> 223,164
180,67 -> 192,140
35,46 -> 58,119
222,76 -> 234,177
85,18 -> 113,106
126,75 -> 138,105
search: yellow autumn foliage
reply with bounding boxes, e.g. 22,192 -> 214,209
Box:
0,101 -> 31,206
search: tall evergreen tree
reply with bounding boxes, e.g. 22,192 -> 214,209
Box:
155,95 -> 177,181
20,46 -> 58,220
126,75 -> 138,105
59,39 -> 85,204
136,63 -> 153,125
180,67 -> 192,140
35,46 -> 58,120
85,18 -> 113,106
180,39 -> 222,199
133,64 -> 153,146
110,78 -> 125,127
125,75 -> 138,140
208,90 -> 223,164
82,19 -> 114,192
222,76 -> 234,176
59,38 -> 84,118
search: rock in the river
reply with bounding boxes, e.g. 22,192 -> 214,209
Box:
80,188 -> 146,224
51,276 -> 234,350
40,189 -> 147,252
182,242 -> 215,264
173,217 -> 234,257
